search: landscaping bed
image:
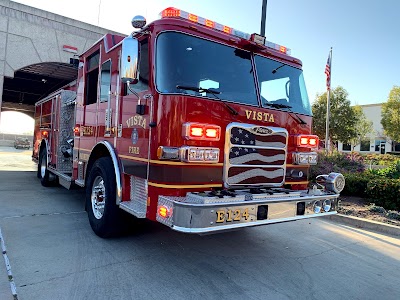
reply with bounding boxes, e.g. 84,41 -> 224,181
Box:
339,195 -> 400,227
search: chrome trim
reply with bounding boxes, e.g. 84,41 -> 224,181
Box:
179,146 -> 220,163
156,192 -> 339,234
75,179 -> 85,187
47,167 -> 72,182
223,123 -> 288,188
91,141 -> 123,204
167,193 -> 339,207
172,212 -> 337,234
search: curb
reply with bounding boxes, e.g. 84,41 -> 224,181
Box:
327,214 -> 400,237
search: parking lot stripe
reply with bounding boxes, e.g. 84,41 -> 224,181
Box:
0,227 -> 18,300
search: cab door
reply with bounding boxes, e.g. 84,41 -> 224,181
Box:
117,37 -> 153,180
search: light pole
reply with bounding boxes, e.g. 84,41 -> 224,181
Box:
260,0 -> 267,36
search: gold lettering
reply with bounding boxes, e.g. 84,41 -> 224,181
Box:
126,115 -> 147,129
269,114 -> 275,123
233,209 -> 241,221
226,210 -> 233,222
128,146 -> 140,154
244,110 -> 275,123
242,208 -> 249,220
216,211 -> 225,223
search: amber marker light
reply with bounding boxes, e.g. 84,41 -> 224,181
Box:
42,130 -> 49,138
158,205 -> 170,218
73,126 -> 80,136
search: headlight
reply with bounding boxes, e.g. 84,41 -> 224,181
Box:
292,152 -> 318,165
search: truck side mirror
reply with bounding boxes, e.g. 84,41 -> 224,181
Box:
120,36 -> 139,84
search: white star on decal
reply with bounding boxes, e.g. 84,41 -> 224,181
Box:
245,134 -> 249,138
250,140 -> 254,144
235,151 -> 239,156
238,129 -> 243,134
245,148 -> 249,152
241,140 -> 245,144
235,137 -> 239,142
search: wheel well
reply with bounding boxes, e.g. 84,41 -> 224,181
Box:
85,144 -> 112,184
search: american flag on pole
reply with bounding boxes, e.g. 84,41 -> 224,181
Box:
325,50 -> 332,90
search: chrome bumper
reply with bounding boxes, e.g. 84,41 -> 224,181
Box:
156,190 -> 339,234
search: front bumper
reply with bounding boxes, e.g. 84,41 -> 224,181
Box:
156,190 -> 339,234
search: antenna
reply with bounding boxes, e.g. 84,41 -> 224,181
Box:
97,0 -> 102,26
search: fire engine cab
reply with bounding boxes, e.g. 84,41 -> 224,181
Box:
32,8 -> 345,237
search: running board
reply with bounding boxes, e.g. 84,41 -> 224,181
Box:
48,167 -> 73,190
119,201 -> 146,218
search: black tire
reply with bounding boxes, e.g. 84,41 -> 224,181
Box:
39,150 -> 51,186
86,157 -> 121,238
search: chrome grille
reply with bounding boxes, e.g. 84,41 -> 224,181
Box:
223,123 -> 288,188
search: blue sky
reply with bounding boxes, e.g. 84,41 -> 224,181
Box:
14,0 -> 400,106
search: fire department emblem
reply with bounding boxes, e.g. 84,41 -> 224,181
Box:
131,128 -> 138,144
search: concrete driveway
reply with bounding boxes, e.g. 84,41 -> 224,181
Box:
1,146 -> 400,300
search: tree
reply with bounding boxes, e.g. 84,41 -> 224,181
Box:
381,86 -> 400,144
349,105 -> 373,150
312,86 -> 358,146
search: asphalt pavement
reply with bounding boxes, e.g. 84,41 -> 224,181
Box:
1,146 -> 400,300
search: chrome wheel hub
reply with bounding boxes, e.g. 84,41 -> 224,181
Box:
91,176 -> 106,219
40,157 -> 46,178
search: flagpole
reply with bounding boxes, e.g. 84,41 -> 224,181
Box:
325,48 -> 332,151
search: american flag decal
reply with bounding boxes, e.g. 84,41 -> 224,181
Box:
224,124 -> 288,187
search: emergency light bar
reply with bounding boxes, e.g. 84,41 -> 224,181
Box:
160,7 -> 291,55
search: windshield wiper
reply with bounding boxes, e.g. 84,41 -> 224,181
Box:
264,103 -> 307,125
271,63 -> 288,74
176,85 -> 238,115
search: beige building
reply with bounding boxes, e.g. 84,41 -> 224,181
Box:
338,103 -> 393,154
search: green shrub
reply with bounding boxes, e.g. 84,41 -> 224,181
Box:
341,172 -> 377,197
366,179 -> 400,211
363,153 -> 399,166
375,160 -> 400,178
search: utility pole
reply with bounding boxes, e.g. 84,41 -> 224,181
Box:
260,0 -> 267,36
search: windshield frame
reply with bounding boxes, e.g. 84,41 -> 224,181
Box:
253,53 -> 312,116
154,30 -> 260,108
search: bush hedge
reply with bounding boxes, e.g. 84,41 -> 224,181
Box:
366,179 -> 400,211
310,151 -> 365,180
341,173 -> 374,197
363,153 -> 399,166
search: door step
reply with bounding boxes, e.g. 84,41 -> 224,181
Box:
119,201 -> 146,218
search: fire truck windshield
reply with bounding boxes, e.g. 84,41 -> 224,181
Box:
155,32 -> 311,116
255,55 -> 312,116
156,32 -> 258,106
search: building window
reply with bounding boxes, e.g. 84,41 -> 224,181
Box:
342,143 -> 351,151
360,140 -> 370,151
375,139 -> 386,152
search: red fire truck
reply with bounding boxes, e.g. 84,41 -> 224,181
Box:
32,7 -> 345,237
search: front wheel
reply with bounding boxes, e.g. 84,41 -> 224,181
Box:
86,157 -> 121,238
